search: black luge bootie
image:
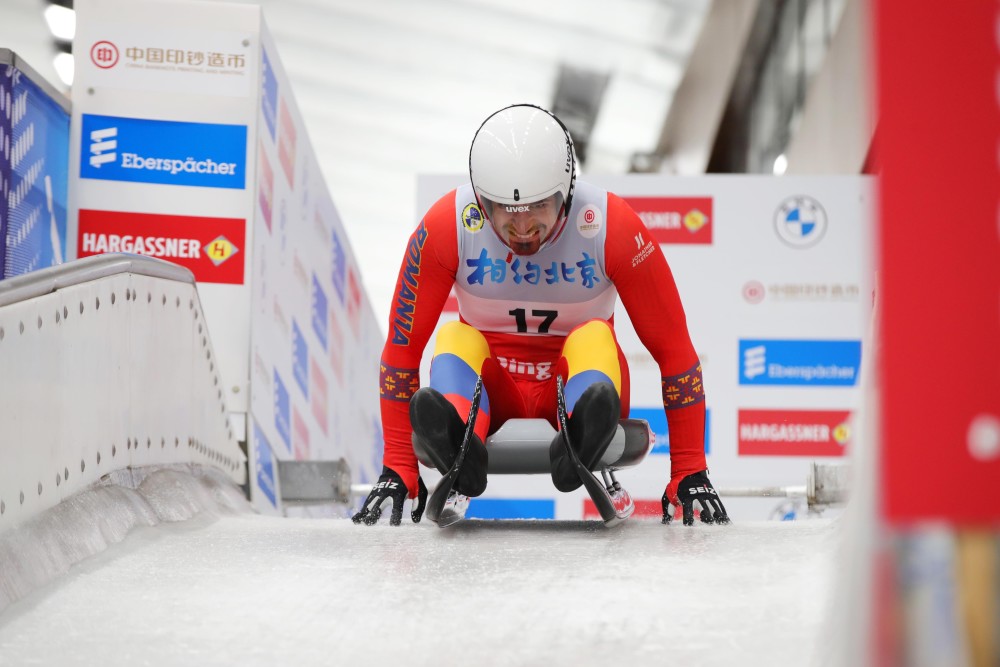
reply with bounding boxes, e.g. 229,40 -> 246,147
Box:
410,387 -> 488,497
549,382 -> 621,492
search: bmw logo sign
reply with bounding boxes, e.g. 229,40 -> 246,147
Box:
774,195 -> 827,248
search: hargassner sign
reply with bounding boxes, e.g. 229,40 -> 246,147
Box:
80,114 -> 247,189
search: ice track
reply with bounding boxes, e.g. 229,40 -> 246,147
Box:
0,494 -> 838,667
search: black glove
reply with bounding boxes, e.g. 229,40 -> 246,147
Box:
661,470 -> 730,526
352,466 -> 428,526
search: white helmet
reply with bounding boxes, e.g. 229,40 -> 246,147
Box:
469,104 -> 576,254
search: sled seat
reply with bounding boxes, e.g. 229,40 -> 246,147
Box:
483,418 -> 653,474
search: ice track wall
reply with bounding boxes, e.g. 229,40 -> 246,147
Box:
0,253 -> 246,535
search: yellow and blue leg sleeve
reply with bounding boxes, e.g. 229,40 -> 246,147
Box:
561,320 -> 621,413
428,321 -> 492,441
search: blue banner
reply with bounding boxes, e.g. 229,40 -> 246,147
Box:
739,339 -> 862,386
466,498 -> 555,520
292,319 -> 309,398
331,230 -> 346,303
261,49 -> 278,141
252,420 -> 277,507
311,274 -> 328,351
630,407 -> 711,455
273,370 -> 291,450
1,61 -> 70,278
80,113 -> 246,189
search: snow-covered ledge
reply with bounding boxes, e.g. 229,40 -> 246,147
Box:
0,254 -> 247,536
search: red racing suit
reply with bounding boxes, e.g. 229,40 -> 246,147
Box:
378,181 -> 707,501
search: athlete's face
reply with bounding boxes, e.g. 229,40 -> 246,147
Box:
486,194 -> 562,256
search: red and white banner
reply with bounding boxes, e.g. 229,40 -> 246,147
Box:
738,409 -> 852,457
78,209 -> 245,284
622,196 -> 713,244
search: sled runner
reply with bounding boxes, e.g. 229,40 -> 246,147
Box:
423,376 -> 483,527
422,375 -> 653,527
553,375 -> 642,526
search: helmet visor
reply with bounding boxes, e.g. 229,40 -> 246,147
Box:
481,193 -> 565,256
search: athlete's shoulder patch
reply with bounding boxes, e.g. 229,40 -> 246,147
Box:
576,204 -> 603,239
461,203 -> 485,233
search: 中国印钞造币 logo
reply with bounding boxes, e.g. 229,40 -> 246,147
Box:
739,339 -> 862,386
80,114 -> 247,189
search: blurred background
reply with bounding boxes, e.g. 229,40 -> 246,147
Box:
0,0 -> 865,326
1,2 -> 996,666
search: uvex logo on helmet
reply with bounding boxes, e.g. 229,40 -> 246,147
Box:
505,205 -> 531,213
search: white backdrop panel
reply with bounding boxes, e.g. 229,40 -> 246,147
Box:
247,21 -> 382,516
416,174 -> 874,520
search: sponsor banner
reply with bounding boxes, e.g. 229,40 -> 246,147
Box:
773,195 -> 827,248
82,28 -> 253,98
77,209 -> 245,284
257,144 -> 273,232
329,313 -> 343,385
0,70 -> 7,273
742,280 -> 862,304
292,406 -> 309,461
292,320 -> 309,398
461,248 -> 604,288
253,348 -> 271,395
277,99 -> 296,185
583,499 -> 663,519
272,294 -> 290,342
1,65 -> 70,279
252,420 -> 277,508
466,498 -> 555,520
739,339 -> 862,386
623,196 -> 713,244
70,0 -> 385,517
260,48 -> 278,141
311,274 -> 328,351
629,406 -> 711,455
495,355 -> 554,382
347,267 -> 362,339
80,114 -> 247,189
273,370 -> 291,450
292,251 -> 309,293
738,409 -> 852,456
310,357 -> 328,436
331,230 -> 346,303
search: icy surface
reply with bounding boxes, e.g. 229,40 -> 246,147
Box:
0,509 -> 838,666
0,466 -> 249,615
